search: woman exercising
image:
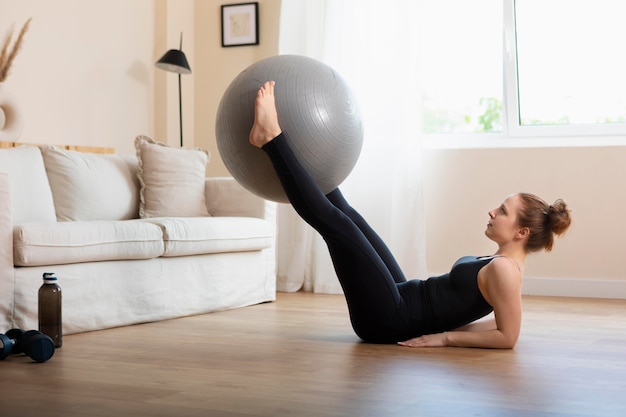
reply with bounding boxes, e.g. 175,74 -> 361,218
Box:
249,81 -> 571,349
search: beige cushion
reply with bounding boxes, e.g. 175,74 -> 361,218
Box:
0,146 -> 56,224
144,217 -> 273,257
135,135 -> 210,218
13,220 -> 164,266
40,145 -> 139,221
205,177 -> 267,218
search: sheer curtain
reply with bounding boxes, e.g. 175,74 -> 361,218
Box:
276,0 -> 427,293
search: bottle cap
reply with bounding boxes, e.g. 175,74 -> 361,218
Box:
42,272 -> 58,282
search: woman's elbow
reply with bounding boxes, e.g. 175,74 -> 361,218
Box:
500,340 -> 517,349
499,333 -> 519,349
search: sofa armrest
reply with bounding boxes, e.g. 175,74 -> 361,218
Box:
205,177 -> 276,221
0,173 -> 15,331
0,173 -> 13,263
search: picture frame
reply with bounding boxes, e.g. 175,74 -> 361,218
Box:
221,2 -> 259,47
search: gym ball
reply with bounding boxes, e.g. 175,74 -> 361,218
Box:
215,55 -> 363,203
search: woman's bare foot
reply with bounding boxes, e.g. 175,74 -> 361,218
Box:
249,81 -> 282,148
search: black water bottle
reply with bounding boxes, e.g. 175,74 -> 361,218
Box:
38,272 -> 62,348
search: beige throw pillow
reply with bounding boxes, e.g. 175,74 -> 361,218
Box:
40,145 -> 139,221
135,135 -> 210,218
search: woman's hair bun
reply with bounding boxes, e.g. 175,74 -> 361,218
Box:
547,199 -> 571,236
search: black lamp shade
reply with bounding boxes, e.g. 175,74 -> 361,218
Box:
155,49 -> 191,74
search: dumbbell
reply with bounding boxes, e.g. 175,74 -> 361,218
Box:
0,329 -> 55,363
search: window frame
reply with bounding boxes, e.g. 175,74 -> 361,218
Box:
423,0 -> 626,149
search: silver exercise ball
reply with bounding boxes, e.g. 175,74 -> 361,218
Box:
215,55 -> 363,203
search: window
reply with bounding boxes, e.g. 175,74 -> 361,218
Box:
420,0 -> 626,140
419,0 -> 502,134
516,0 -> 626,127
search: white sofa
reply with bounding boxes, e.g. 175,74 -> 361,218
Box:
0,136 -> 276,334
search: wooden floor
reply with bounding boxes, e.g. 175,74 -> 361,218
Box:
1,292 -> 625,417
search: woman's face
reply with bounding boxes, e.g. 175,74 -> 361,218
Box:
485,194 -> 524,245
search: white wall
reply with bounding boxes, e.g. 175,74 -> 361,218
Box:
194,0 -> 281,177
0,0 -> 279,160
423,145 -> 626,299
0,0 -> 157,154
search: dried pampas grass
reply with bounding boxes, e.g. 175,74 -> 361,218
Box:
0,18 -> 32,83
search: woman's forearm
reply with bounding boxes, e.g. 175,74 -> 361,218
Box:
444,328 -> 517,349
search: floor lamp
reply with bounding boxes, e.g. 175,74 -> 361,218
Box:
155,33 -> 191,147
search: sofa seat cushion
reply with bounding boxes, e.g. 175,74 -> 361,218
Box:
13,220 -> 164,266
144,217 -> 273,257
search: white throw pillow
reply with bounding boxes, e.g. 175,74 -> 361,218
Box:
135,135 -> 210,218
0,146 -> 57,224
40,145 -> 139,221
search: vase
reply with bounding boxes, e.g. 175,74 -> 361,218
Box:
0,83 -> 24,142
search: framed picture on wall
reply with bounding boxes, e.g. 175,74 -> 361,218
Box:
221,2 -> 259,47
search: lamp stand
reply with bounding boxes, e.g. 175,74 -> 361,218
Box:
177,73 -> 183,147
155,32 -> 191,148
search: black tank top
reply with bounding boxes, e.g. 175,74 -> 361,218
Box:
420,256 -> 495,334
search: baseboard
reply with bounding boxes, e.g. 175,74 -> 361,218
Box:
522,276 -> 626,300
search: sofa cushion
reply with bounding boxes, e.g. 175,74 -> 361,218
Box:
40,145 -> 140,221
135,135 -> 210,218
13,220 -> 164,266
0,146 -> 56,224
144,217 -> 272,257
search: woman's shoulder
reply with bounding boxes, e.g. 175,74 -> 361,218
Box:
452,256 -> 520,279
480,257 -> 522,288
487,256 -> 521,272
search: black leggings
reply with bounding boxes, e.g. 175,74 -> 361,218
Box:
263,134 -> 426,343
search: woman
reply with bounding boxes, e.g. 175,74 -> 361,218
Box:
250,81 -> 572,349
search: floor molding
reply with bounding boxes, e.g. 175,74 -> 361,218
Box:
523,276 -> 626,299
